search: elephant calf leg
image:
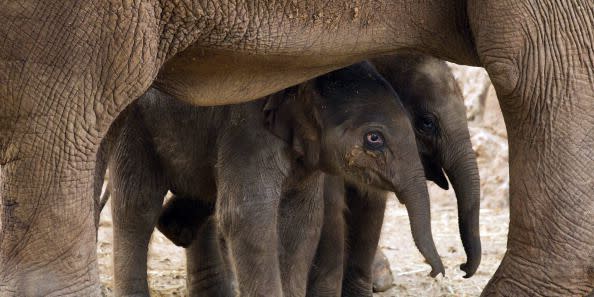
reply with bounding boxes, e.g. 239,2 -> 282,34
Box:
307,175 -> 346,297
216,157 -> 285,296
111,172 -> 166,296
156,195 -> 234,296
371,250 -> 394,292
342,187 -> 388,297
109,121 -> 167,296
279,172 -> 325,297
186,217 -> 236,297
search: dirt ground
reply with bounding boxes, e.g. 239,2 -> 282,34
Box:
97,63 -> 510,296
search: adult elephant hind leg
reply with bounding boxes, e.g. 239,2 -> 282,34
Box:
109,111 -> 168,297
468,1 -> 594,295
480,120 -> 594,296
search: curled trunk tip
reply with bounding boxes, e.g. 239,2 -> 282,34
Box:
443,145 -> 481,277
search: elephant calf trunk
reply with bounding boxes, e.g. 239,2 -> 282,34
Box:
444,149 -> 481,278
397,176 -> 444,277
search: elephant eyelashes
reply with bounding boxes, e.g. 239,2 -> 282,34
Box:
364,131 -> 385,150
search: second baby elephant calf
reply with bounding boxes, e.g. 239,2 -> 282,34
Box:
308,54 -> 481,297
101,61 -> 442,297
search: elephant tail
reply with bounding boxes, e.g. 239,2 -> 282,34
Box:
99,182 -> 110,213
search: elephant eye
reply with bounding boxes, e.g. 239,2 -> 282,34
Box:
364,131 -> 385,150
418,114 -> 437,134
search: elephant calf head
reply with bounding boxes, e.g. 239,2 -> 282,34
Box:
372,54 -> 481,277
264,61 -> 444,276
158,61 -> 445,277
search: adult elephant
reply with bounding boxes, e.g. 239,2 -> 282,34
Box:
0,1 -> 592,296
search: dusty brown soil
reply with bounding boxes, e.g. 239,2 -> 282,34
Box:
98,64 -> 510,296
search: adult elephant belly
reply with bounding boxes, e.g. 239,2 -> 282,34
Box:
154,46 -> 366,106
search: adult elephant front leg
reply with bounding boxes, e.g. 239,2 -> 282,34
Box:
215,130 -> 288,297
0,2 -> 162,295
0,84 -> 155,296
0,119 -> 104,296
469,1 -> 594,295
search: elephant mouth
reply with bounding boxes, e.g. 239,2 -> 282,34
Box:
343,166 -> 396,194
421,154 -> 449,190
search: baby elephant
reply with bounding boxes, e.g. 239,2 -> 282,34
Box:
308,54 -> 481,297
158,54 -> 481,297
102,62 -> 442,297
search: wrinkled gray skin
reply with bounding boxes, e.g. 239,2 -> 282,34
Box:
374,54 -> 481,277
308,54 -> 481,297
1,1 -> 593,296
102,63 -> 442,296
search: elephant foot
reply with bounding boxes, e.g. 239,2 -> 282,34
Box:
186,218 -> 237,297
157,196 -> 213,247
481,251 -> 594,297
0,154 -> 102,296
0,261 -> 101,296
188,283 -> 236,297
372,249 -> 394,292
342,272 -> 373,297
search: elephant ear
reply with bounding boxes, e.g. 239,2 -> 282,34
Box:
291,127 -> 320,170
263,85 -> 321,170
263,89 -> 294,144
421,154 -> 449,190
